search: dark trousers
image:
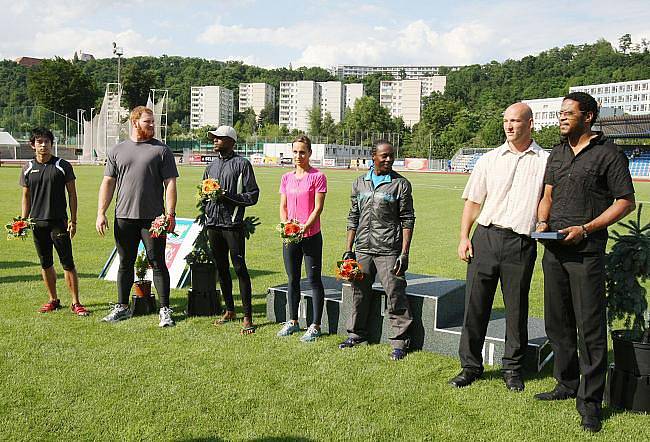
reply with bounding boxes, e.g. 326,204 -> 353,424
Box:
458,224 -> 536,372
283,232 -> 325,325
206,226 -> 253,318
347,252 -> 412,350
542,246 -> 607,417
114,218 -> 170,307
33,219 -> 75,270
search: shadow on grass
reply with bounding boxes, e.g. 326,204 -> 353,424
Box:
0,260 -> 38,269
0,272 -> 98,284
176,437 -> 315,442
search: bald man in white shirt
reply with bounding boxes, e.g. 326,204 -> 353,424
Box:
449,103 -> 549,392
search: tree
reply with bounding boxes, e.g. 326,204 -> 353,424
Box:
532,125 -> 561,148
342,96 -> 394,137
122,62 -> 157,109
27,57 -> 96,116
308,106 -> 322,136
320,111 -> 338,141
619,34 -> 632,54
259,102 -> 278,125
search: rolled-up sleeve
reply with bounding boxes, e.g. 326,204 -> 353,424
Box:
399,180 -> 416,229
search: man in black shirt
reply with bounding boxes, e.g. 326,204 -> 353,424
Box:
96,106 -> 179,327
20,127 -> 88,316
535,92 -> 635,433
203,126 -> 259,334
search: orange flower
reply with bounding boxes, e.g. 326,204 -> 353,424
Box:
202,179 -> 221,193
284,223 -> 301,236
12,221 -> 27,233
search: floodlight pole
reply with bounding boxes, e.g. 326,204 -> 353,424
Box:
90,107 -> 95,162
112,42 -> 124,85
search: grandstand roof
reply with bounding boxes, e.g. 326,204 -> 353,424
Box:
0,132 -> 19,147
594,114 -> 650,139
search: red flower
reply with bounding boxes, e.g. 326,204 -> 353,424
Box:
12,221 -> 28,233
284,223 -> 301,236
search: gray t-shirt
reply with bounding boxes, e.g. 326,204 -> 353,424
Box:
104,138 -> 179,219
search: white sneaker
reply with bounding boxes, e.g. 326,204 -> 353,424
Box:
102,304 -> 131,323
159,306 -> 175,327
300,324 -> 322,342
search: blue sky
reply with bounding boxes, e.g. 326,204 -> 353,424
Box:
2,0 -> 649,68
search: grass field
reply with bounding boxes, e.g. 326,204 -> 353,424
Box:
1,164 -> 649,441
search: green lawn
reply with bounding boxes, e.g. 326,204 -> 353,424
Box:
1,164 -> 649,441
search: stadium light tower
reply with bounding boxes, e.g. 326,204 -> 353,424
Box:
112,42 -> 124,84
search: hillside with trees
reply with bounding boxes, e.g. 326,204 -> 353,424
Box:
1,36 -> 649,157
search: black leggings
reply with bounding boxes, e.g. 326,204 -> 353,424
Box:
32,219 -> 75,270
283,232 -> 325,325
114,218 -> 170,307
206,226 -> 253,318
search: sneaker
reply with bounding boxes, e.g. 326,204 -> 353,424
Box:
71,303 -> 90,316
277,321 -> 300,337
391,348 -> 407,361
338,337 -> 367,349
159,306 -> 175,327
300,325 -> 321,342
102,304 -> 131,323
38,299 -> 61,313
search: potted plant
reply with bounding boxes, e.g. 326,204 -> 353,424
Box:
133,250 -> 151,298
605,204 -> 650,412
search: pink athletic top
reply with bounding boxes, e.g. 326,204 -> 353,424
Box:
279,167 -> 327,238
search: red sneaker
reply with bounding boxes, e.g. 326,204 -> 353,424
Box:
71,303 -> 90,316
38,299 -> 61,313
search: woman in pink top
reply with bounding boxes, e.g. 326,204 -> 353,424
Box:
277,135 -> 327,342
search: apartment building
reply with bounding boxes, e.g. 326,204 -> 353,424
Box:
279,81 -> 319,131
330,65 -> 459,79
522,97 -> 564,130
569,79 -> 650,115
190,86 -> 234,129
379,77 -> 446,126
239,83 -> 276,118
344,83 -> 364,111
279,81 -> 365,131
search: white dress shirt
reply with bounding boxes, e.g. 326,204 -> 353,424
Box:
462,140 -> 549,236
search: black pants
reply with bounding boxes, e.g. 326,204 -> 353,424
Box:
458,224 -> 536,372
283,232 -> 325,325
114,218 -> 170,307
33,219 -> 75,270
206,226 -> 253,318
542,245 -> 607,418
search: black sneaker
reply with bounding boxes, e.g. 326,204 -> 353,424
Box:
534,383 -> 577,401
338,337 -> 367,349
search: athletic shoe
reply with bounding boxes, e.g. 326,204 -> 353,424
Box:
71,303 -> 90,316
338,337 -> 367,349
38,299 -> 61,313
300,324 -> 321,342
391,348 -> 407,361
102,304 -> 131,323
277,321 -> 300,337
158,306 -> 175,327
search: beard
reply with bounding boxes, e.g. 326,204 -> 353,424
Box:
136,123 -> 154,140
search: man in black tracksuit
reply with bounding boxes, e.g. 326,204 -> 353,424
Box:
339,140 -> 415,360
203,126 -> 260,334
535,92 -> 635,433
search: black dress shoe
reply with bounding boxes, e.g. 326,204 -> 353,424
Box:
581,415 -> 602,433
533,384 -> 577,401
448,369 -> 482,388
502,370 -> 524,392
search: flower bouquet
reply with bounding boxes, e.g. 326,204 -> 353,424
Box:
336,259 -> 364,282
149,215 -> 177,238
5,216 -> 34,240
197,178 -> 224,203
276,219 -> 303,244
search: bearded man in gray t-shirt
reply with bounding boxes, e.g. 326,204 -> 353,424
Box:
96,106 -> 179,327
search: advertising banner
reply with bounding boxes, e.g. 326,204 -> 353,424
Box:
100,218 -> 202,289
404,158 -> 429,171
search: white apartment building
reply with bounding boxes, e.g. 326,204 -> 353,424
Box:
318,81 -> 345,123
522,97 -> 564,130
279,81 -> 365,131
569,79 -> 650,115
379,77 -> 447,126
344,83 -> 364,111
190,86 -> 233,129
330,65 -> 459,79
239,83 -> 276,118
279,81 -> 319,131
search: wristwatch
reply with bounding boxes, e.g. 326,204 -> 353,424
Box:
581,225 -> 589,238
535,220 -> 548,229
